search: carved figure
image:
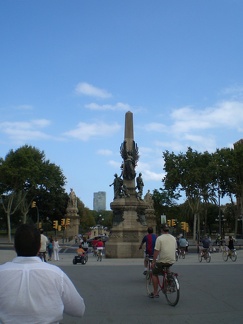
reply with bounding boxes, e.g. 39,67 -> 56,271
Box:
68,188 -> 77,208
120,140 -> 139,180
110,174 -> 123,199
144,190 -> 154,209
110,173 -> 130,199
136,173 -> 144,200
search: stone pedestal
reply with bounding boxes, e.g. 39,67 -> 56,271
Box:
65,206 -> 80,239
105,193 -> 156,258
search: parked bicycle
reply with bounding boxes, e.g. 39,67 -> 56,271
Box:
146,257 -> 180,306
198,248 -> 211,263
222,248 -> 237,262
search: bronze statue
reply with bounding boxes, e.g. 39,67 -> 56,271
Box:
136,173 -> 144,200
120,140 -> 139,180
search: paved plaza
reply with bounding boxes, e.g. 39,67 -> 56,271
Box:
1,246 -> 243,324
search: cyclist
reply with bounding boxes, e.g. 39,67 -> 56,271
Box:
149,223 -> 177,298
227,236 -> 235,256
139,227 -> 157,275
178,236 -> 188,255
200,235 -> 210,256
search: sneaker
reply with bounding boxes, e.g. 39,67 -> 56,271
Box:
143,270 -> 147,275
148,293 -> 159,298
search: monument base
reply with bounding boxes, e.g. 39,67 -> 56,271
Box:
105,241 -> 144,258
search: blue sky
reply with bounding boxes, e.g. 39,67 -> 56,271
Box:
1,1 -> 243,210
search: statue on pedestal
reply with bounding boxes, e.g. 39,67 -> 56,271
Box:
68,188 -> 77,208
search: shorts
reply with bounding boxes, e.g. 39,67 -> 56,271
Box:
152,262 -> 172,275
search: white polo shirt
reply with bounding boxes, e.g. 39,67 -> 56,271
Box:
0,256 -> 85,323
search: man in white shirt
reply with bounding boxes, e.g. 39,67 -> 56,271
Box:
149,223 -> 177,298
0,224 -> 85,323
39,228 -> 49,262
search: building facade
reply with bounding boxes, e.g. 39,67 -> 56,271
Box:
93,191 -> 106,211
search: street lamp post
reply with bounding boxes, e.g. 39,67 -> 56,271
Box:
218,189 -> 222,237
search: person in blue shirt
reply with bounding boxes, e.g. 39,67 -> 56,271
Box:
139,227 -> 157,275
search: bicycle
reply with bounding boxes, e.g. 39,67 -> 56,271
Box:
146,258 -> 180,306
97,248 -> 103,261
222,248 -> 237,262
178,248 -> 186,259
175,249 -> 179,261
198,248 -> 211,263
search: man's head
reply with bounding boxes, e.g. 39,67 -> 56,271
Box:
161,223 -> 169,233
14,224 -> 40,257
147,227 -> 153,234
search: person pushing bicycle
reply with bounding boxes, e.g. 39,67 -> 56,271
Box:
149,223 -> 177,298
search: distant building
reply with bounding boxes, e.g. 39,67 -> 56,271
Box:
93,191 -> 106,211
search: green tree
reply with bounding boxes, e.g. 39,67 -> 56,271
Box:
0,145 -> 67,241
163,148 -> 215,241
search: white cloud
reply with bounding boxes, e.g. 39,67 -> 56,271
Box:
75,82 -> 112,99
108,160 -> 121,169
97,149 -> 113,156
64,122 -> 121,141
16,105 -> 33,110
0,119 -> 52,142
143,169 -> 164,181
85,102 -> 131,111
171,101 -> 243,133
144,122 -> 167,133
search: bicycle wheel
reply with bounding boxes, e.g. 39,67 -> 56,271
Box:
99,252 -> 102,261
231,251 -> 237,262
146,271 -> 153,295
222,251 -> 228,262
165,275 -> 180,306
198,253 -> 202,262
206,253 -> 211,263
182,251 -> 185,259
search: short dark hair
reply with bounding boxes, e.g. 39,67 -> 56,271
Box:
147,227 -> 153,234
14,224 -> 40,256
161,223 -> 169,232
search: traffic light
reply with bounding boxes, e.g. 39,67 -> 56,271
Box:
181,222 -> 186,230
58,225 -> 62,232
61,218 -> 65,226
167,219 -> 171,226
31,201 -> 36,208
53,220 -> 58,229
171,219 -> 176,227
66,218 -> 70,226
38,222 -> 42,229
185,223 -> 189,233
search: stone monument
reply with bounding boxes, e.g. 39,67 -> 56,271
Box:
105,111 -> 156,258
65,188 -> 80,239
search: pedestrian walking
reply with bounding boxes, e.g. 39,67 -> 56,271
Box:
53,237 -> 60,261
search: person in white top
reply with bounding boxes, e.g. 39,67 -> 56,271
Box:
0,224 -> 85,323
39,228 -> 49,262
53,237 -> 60,261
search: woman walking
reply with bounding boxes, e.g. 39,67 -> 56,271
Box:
53,237 -> 60,261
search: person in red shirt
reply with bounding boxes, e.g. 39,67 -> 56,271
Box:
92,237 -> 98,256
95,238 -> 104,249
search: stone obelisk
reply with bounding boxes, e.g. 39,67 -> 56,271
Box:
105,111 -> 156,258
